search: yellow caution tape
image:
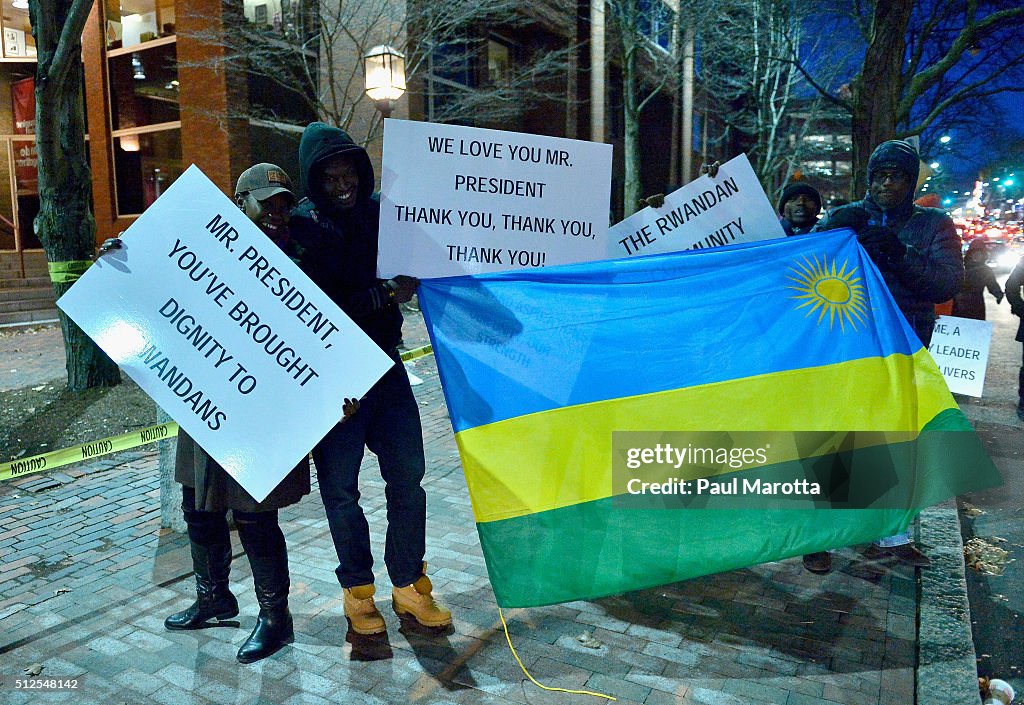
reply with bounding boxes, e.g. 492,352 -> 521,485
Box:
48,260 -> 93,284
2,346 -> 436,483
1,422 -> 179,483
400,344 -> 432,362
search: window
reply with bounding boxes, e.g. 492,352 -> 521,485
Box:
1,0 -> 36,58
108,43 -> 179,130
486,39 -> 512,85
254,4 -> 268,25
801,160 -> 834,177
431,41 -> 476,88
427,36 -> 519,124
105,2 -> 181,216
106,0 -> 176,50
113,128 -> 183,215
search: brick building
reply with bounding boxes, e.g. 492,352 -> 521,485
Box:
0,0 -> 682,324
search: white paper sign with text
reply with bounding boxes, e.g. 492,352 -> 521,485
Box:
57,166 -> 393,501
608,154 -> 785,258
928,315 -> 992,397
378,119 -> 613,278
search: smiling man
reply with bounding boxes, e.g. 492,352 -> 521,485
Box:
809,139 -> 964,572
778,182 -> 822,236
288,122 -> 450,636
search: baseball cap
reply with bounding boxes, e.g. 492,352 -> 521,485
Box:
234,163 -> 295,202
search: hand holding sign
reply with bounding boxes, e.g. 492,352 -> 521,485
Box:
57,166 -> 393,502
608,154 -> 785,258
379,119 -> 613,279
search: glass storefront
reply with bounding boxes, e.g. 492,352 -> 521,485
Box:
1,0 -> 36,59
108,41 -> 179,129
112,127 -> 182,215
105,0 -> 176,51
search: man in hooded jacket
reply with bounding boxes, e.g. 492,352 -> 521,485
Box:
809,139 -> 963,572
289,122 -> 451,635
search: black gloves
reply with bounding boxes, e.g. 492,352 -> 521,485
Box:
94,237 -> 123,259
857,227 -> 906,269
385,275 -> 419,304
1012,302 -> 1024,317
822,207 -> 869,232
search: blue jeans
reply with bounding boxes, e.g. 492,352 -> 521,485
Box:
312,358 -> 427,589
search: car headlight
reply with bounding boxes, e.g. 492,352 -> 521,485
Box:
998,251 -> 1018,269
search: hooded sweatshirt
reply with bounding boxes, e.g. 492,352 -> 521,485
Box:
813,140 -> 963,345
289,122 -> 403,351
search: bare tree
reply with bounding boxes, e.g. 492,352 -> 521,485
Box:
697,0 -> 845,200
605,0 -> 678,216
30,0 -> 121,390
794,0 -> 1024,196
178,0 -> 577,147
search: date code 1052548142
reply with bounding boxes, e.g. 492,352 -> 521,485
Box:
14,679 -> 79,690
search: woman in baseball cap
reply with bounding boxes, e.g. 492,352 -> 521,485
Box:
165,163 -> 357,663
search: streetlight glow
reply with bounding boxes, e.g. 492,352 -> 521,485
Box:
930,162 -> 940,169
939,135 -> 951,144
363,45 -> 406,118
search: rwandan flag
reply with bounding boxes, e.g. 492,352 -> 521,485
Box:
418,229 -> 1000,608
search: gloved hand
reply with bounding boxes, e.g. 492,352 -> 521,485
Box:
340,397 -> 360,423
385,275 -> 419,304
857,227 -> 906,269
821,207 -> 869,233
640,193 -> 666,208
700,161 -> 721,178
1011,301 -> 1024,317
996,292 -> 1004,305
94,237 -> 123,259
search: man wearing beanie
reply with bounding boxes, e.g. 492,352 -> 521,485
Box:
808,139 -> 963,574
778,182 -> 823,236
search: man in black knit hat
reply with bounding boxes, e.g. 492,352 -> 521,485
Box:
777,182 -> 822,236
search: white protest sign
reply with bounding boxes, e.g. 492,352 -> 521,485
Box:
927,316 -> 992,397
608,154 -> 785,258
57,165 -> 393,501
378,118 -> 613,278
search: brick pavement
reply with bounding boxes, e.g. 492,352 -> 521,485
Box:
1,316 -> 924,705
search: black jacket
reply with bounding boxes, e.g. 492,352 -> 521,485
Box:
1005,258 -> 1024,342
289,122 -> 403,351
814,194 -> 962,345
952,261 -> 1002,321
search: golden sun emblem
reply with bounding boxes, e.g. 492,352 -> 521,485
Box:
787,256 -> 867,332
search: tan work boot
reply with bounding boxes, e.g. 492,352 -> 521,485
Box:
392,564 -> 452,628
343,584 -> 386,635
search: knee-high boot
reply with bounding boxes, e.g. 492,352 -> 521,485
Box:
164,538 -> 239,630
236,514 -> 293,663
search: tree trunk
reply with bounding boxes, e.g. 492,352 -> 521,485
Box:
622,41 -> 642,217
31,0 -> 121,390
849,0 -> 913,199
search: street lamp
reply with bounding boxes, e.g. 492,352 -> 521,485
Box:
930,162 -> 940,169
363,45 -> 406,118
939,135 -> 951,144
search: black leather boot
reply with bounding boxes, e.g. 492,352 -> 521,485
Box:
165,540 -> 238,630
236,548 -> 293,663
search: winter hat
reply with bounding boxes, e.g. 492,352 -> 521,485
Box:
867,140 -> 920,186
778,182 -> 822,215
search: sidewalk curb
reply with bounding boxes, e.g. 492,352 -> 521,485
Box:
917,499 -> 979,704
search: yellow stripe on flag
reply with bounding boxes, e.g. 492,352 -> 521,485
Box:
456,350 -> 955,523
